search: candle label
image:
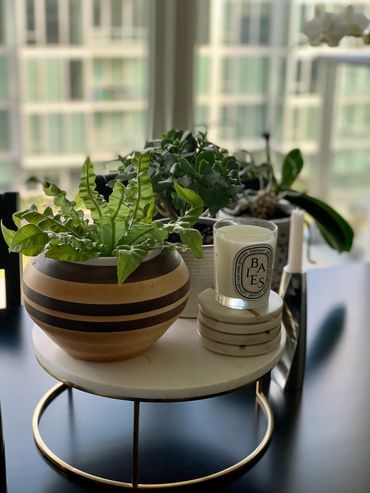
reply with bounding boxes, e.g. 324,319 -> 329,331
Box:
233,244 -> 273,300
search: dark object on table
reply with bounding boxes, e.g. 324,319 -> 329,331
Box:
273,269 -> 307,391
0,192 -> 21,307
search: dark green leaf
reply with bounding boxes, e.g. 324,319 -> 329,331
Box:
1,222 -> 16,247
9,224 -> 48,256
280,149 -> 304,190
45,245 -> 98,262
178,228 -> 203,258
117,244 -> 149,283
284,191 -> 354,252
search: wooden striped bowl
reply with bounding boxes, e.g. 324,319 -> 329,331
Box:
23,250 -> 189,362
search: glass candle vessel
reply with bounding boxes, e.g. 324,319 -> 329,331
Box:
213,219 -> 278,309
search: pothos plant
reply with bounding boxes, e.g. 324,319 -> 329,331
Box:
1,153 -> 204,283
226,134 -> 354,253
115,129 -> 244,220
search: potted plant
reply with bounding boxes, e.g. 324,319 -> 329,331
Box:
1,153 -> 203,361
115,129 -> 244,317
219,134 -> 354,288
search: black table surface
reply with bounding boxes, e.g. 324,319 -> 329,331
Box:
0,263 -> 369,492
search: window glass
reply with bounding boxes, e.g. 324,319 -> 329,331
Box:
0,161 -> 13,191
69,114 -> 85,152
197,0 -> 210,44
28,115 -> 43,154
69,60 -> 83,100
259,3 -> 271,45
195,106 -> 209,128
25,2 -> 35,28
26,0 -> 36,44
93,0 -> 101,27
46,59 -> 63,101
306,106 -> 319,141
196,55 -> 210,96
132,0 -> 148,37
47,114 -> 64,153
69,0 -> 82,44
240,3 -> 251,44
46,0 -> 59,44
26,59 -> 40,101
0,0 -> 4,44
111,0 -> 123,30
0,111 -> 9,151
0,56 -> 7,100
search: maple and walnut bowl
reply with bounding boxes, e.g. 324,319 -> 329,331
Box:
23,250 -> 189,362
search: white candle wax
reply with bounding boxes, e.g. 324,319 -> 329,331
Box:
214,223 -> 277,309
287,209 -> 305,273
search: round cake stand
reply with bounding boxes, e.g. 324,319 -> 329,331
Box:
32,319 -> 286,489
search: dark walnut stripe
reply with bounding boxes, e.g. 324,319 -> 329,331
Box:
23,280 -> 190,316
25,298 -> 188,332
33,250 -> 181,284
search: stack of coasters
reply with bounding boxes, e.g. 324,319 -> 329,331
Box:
198,288 -> 283,357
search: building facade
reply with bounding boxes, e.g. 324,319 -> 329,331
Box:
0,0 -> 369,222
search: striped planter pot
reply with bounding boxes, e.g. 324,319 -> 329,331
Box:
23,250 -> 189,362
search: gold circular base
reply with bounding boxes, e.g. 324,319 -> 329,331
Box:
32,381 -> 274,489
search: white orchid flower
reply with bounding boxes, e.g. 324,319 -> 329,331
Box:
339,5 -> 369,36
303,6 -> 346,47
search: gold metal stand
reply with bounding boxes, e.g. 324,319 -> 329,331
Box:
32,380 -> 274,489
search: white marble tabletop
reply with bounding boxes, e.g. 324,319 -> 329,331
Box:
33,320 -> 286,401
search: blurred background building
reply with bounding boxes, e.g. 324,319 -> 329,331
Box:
0,0 -> 369,259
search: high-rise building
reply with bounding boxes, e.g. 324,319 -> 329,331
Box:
0,0 -> 369,250
0,0 -> 149,191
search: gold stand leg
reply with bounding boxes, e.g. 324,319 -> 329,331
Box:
32,380 -> 274,489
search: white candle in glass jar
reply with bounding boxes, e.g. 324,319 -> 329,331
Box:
214,220 -> 278,309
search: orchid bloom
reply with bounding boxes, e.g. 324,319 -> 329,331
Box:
303,5 -> 370,46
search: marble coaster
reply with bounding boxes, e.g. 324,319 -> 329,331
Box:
200,331 -> 281,357
198,311 -> 282,335
198,319 -> 281,345
198,288 -> 283,324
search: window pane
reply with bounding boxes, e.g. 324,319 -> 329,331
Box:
0,0 -> 4,44
28,115 -> 43,154
46,0 -> 59,44
0,111 -> 9,151
47,114 -> 64,152
0,161 -> 13,191
197,0 -> 210,44
6,0 -> 149,199
26,0 -> 36,43
69,113 -> 85,152
259,4 -> 271,45
46,59 -> 63,101
93,0 -> 101,27
0,56 -> 7,100
196,55 -> 209,96
195,3 -> 270,150
111,0 -> 122,29
240,4 -> 251,44
27,0 -> 35,31
69,0 -> 82,44
69,60 -> 83,100
26,59 -> 40,101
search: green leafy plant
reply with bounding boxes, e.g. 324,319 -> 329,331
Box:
226,134 -> 354,253
115,129 -> 244,220
1,154 -> 203,283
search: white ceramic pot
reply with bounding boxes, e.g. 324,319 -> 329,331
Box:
180,217 -> 217,318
